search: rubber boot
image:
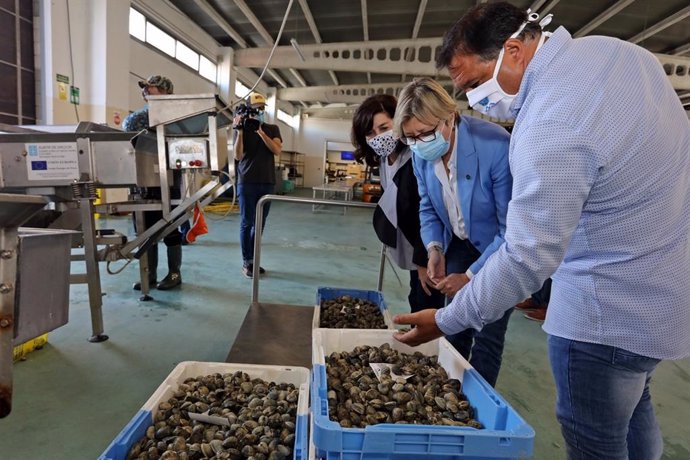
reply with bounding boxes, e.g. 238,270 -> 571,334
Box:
133,244 -> 158,290
157,245 -> 182,290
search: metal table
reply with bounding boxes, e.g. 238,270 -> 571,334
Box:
0,193 -> 49,418
226,195 -> 385,368
311,184 -> 352,215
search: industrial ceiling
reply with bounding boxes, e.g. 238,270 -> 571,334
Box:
167,0 -> 690,112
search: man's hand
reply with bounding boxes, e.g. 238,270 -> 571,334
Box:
393,309 -> 444,347
427,249 -> 446,284
233,115 -> 243,128
256,125 -> 268,139
435,273 -> 470,297
416,266 -> 436,296
256,126 -> 283,155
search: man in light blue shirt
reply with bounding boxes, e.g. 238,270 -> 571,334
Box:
393,3 -> 690,459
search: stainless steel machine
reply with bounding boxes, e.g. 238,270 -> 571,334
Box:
0,93 -> 234,348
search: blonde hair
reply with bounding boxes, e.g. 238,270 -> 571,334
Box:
394,77 -> 457,137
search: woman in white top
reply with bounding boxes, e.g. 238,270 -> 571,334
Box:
351,94 -> 445,313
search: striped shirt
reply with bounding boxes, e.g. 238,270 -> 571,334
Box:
436,27 -> 690,360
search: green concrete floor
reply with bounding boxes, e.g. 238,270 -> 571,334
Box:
0,190 -> 689,459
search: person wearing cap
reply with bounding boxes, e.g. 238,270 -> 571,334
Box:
393,2 -> 690,458
123,76 -> 175,132
123,75 -> 184,290
233,92 -> 283,278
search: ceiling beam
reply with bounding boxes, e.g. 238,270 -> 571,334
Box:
402,0 -> 428,82
361,0 -> 372,84
192,0 -> 287,92
539,0 -> 561,15
656,53 -> 690,90
628,5 -> 690,45
288,68 -> 307,87
235,38 -> 690,90
529,0 -> 549,12
230,0 -> 304,89
573,0 -> 636,38
235,38 -> 446,75
191,0 -> 247,47
296,0 -> 338,85
671,42 -> 690,56
411,0 -> 428,39
277,81 -> 456,104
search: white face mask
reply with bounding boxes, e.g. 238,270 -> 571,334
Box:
366,130 -> 398,158
466,12 -> 552,121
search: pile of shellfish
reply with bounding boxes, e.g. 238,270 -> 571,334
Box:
325,343 -> 482,429
319,295 -> 386,329
127,371 -> 299,460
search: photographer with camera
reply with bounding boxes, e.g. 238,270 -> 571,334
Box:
233,92 -> 283,278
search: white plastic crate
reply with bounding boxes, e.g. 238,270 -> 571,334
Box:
311,329 -> 534,459
100,361 -> 310,460
313,287 -> 394,329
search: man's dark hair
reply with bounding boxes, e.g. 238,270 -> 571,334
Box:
351,94 -> 404,167
436,2 -> 541,68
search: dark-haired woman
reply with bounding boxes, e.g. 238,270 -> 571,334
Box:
351,94 -> 445,314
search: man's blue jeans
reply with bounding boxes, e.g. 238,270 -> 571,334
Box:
445,236 -> 514,387
548,335 -> 663,460
238,182 -> 274,265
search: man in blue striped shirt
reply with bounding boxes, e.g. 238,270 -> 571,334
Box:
394,3 -> 690,459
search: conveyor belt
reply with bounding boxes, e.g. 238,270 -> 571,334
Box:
226,302 -> 313,368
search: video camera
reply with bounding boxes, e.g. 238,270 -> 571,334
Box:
233,102 -> 263,132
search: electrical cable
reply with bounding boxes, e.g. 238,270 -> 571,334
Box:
219,0 -> 295,113
198,169 -> 237,221
106,257 -> 133,275
65,0 -> 80,122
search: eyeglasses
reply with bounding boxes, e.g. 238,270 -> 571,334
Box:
400,121 -> 442,145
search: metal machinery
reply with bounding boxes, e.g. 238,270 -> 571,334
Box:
0,94 -> 234,416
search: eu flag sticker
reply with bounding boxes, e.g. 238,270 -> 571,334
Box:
31,161 -> 48,170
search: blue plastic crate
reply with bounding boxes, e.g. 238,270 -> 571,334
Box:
314,287 -> 394,329
99,361 -> 310,460
310,330 -> 535,460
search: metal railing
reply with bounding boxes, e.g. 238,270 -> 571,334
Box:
251,194 -> 385,304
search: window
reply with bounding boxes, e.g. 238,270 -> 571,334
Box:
277,109 -> 300,129
199,55 -> 216,82
0,1 -> 35,124
129,8 -> 146,41
176,42 -> 199,70
129,8 -> 217,84
235,81 -> 251,99
146,22 -> 176,57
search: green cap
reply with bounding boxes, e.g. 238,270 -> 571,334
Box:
138,75 -> 174,94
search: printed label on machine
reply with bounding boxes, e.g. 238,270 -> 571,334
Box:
25,142 -> 80,180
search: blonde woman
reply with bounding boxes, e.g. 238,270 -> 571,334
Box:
393,77 -> 513,387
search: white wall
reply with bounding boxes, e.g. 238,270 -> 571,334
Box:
294,117 -> 354,187
37,0 -> 301,146
39,0 -> 130,124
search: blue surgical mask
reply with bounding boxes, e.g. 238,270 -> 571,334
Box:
256,112 -> 265,123
410,129 -> 449,162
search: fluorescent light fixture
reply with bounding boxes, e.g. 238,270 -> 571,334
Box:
290,38 -> 306,62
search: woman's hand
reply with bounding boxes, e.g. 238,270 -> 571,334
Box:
435,273 -> 470,297
427,249 -> 446,284
416,266 -> 437,296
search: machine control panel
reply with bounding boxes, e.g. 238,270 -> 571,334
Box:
167,137 -> 208,169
